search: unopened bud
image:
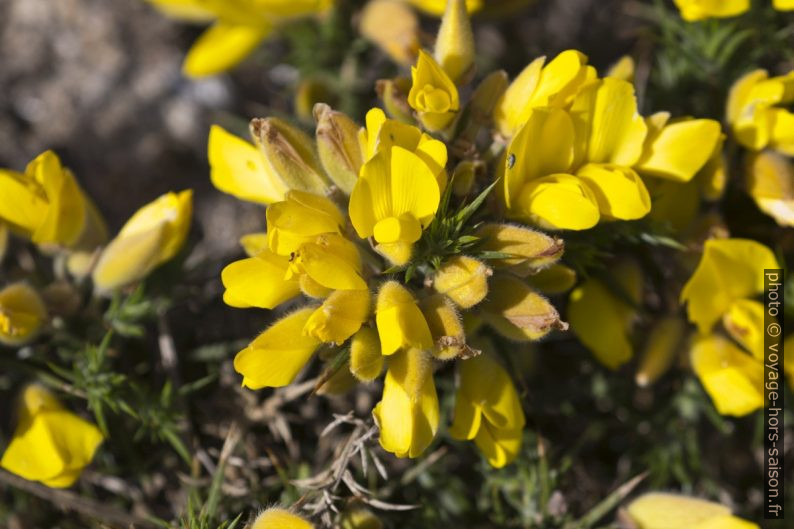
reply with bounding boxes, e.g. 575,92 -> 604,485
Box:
420,294 -> 466,360
635,316 -> 685,387
434,0 -> 475,83
350,327 -> 384,381
434,256 -> 491,308
314,103 -> 365,195
375,77 -> 414,123
481,274 -> 567,341
476,223 -> 564,275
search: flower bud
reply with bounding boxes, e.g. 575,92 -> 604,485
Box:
0,282 -> 47,346
350,327 -> 384,381
420,294 -> 465,360
375,77 -> 415,123
249,117 -> 331,196
433,256 -> 491,308
376,281 -> 434,355
476,223 -> 564,275
0,384 -> 103,488
434,0 -> 475,83
92,190 -> 192,294
451,160 -> 477,196
635,316 -> 686,387
314,103 -> 365,195
252,508 -> 314,529
481,274 -> 567,341
407,50 -> 460,132
304,288 -> 371,345
340,507 -> 383,529
360,0 -> 420,66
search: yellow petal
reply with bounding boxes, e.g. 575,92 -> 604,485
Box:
0,282 -> 48,346
266,190 -> 343,255
375,281 -> 433,355
350,327 -> 384,381
606,55 -> 635,82
494,56 -> 545,137
291,234 -> 366,290
635,316 -> 686,387
183,22 -> 270,77
433,256 -> 490,308
208,125 -> 287,205
473,423 -> 523,468
575,163 -> 650,220
360,0 -> 420,66
457,346 -> 525,430
252,508 -> 314,529
0,169 -> 48,238
234,308 -> 321,389
635,118 -> 723,181
681,238 -> 779,333
513,173 -> 600,230
674,0 -> 750,21
304,288 -> 371,344
695,515 -> 759,529
775,0 -> 794,9
481,274 -> 565,342
722,299 -> 765,360
145,0 -> 216,21
239,232 -> 269,256
746,150 -> 794,227
221,251 -> 300,309
419,294 -> 465,360
627,493 -> 733,529
434,0 -> 475,82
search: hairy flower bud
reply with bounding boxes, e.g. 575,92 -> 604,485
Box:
476,223 -> 564,275
408,50 -> 460,132
314,103 -> 365,195
304,288 -> 371,345
375,281 -> 434,355
0,282 -> 47,346
433,256 -> 491,308
350,327 -> 384,381
481,274 -> 567,341
252,508 -> 314,529
434,0 -> 475,83
420,294 -> 466,360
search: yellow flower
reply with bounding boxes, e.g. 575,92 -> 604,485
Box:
0,282 -> 47,346
0,221 -> 7,263
234,308 -> 321,389
434,0 -> 475,83
208,119 -> 330,206
373,346 -> 439,458
726,69 -> 794,155
722,299 -> 765,361
221,250 -> 300,308
775,0 -> 794,9
285,233 -> 368,292
480,274 -> 566,341
350,327 -> 384,381
407,50 -> 460,131
691,334 -> 763,416
0,385 -> 103,488
627,493 -> 759,529
147,0 -> 334,77
265,190 -> 344,255
449,341 -> 525,467
680,238 -> 779,333
407,0 -> 483,15
746,150 -> 794,227
568,261 -> 643,369
0,150 -> 104,249
475,223 -> 564,276
375,281 -> 433,355
251,507 -> 314,529
493,49 -> 591,138
635,316 -> 686,387
575,163 -> 650,221
433,256 -> 490,308
92,190 -> 192,293
635,112 -> 723,182
360,0 -> 420,66
314,104 -> 365,195
605,55 -> 634,82
349,146 -> 441,265
420,294 -> 466,360
304,289 -> 371,344
673,0 -> 749,21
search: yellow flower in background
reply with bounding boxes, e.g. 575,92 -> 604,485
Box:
406,0 -> 482,15
605,55 -> 634,82
626,493 -> 759,529
92,190 -> 192,293
0,385 -> 103,488
147,0 -> 334,77
746,150 -> 794,227
234,308 -> 321,389
304,288 -> 371,344
360,0 -> 420,67
727,69 -> 794,156
0,151 -> 105,250
208,119 -> 330,206
0,282 -> 47,346
722,299 -> 765,360
375,281 -> 433,355
635,316 -> 686,387
568,260 -> 643,369
349,146 -> 441,265
673,0 -> 749,21
494,49 -> 591,138
434,0 -> 475,83
252,507 -> 314,529
449,341 -> 525,467
373,346 -> 439,458
775,0 -> 794,8
680,238 -> 779,333
407,50 -> 460,131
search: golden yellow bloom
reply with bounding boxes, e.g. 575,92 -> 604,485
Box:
208,119 -> 330,205
605,55 -> 634,82
420,294 -> 465,360
635,316 -> 686,387
265,191 -> 344,255
627,493 -> 759,529
350,327 -> 384,381
434,0 -> 475,83
234,308 -> 321,389
722,299 -> 765,361
433,256 -> 490,308
349,146 -> 440,265
373,346 -> 439,458
727,69 -> 794,155
407,50 -> 460,131
285,233 -> 367,292
691,334 -> 763,416
314,104 -> 365,194
0,282 -> 47,346
449,342 -> 525,467
0,150 -> 103,249
481,274 -> 565,341
568,261 -> 642,369
680,238 -> 779,333
251,507 -> 314,529
92,190 -> 192,293
360,0 -> 420,66
575,164 -> 650,221
0,385 -> 103,488
775,0 -> 794,9
375,281 -> 433,355
148,0 -> 333,77
475,223 -> 564,276
221,250 -> 299,308
494,49 -> 591,138
746,150 -> 794,227
304,289 -> 371,344
673,0 -> 749,21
